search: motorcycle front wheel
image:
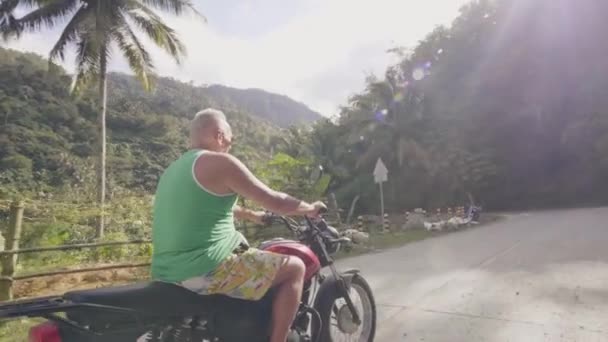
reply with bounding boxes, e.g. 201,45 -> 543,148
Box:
314,275 -> 376,342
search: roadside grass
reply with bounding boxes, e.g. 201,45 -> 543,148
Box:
337,213 -> 503,258
336,229 -> 434,258
0,318 -> 43,342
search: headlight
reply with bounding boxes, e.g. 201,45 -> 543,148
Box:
325,226 -> 340,238
322,226 -> 342,254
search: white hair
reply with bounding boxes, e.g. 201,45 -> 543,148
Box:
190,108 -> 227,143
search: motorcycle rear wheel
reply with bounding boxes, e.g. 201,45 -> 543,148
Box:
315,275 -> 376,342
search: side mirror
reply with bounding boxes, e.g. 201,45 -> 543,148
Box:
310,165 -> 324,183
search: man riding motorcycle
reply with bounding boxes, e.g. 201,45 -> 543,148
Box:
151,108 -> 326,342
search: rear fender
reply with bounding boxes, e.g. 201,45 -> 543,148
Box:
0,296 -> 69,319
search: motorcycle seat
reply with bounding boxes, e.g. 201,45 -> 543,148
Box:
64,281 -> 270,316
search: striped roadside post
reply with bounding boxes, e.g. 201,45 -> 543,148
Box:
383,213 -> 390,232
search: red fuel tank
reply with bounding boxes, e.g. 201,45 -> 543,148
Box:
260,239 -> 321,281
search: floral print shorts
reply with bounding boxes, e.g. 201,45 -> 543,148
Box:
179,247 -> 287,300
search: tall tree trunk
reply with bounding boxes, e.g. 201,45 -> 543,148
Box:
96,65 -> 108,238
346,195 -> 360,225
328,192 -> 342,224
467,192 -> 476,206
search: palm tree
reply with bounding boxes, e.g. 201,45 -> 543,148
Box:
1,0 -> 201,237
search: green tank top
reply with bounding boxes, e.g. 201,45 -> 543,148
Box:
151,149 -> 241,283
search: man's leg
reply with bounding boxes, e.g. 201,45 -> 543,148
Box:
270,256 -> 305,342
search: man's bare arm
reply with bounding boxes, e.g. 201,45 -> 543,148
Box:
233,205 -> 265,224
214,154 -> 322,216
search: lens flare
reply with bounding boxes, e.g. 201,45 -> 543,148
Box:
374,112 -> 383,121
374,109 -> 388,122
412,68 -> 425,81
393,92 -> 405,102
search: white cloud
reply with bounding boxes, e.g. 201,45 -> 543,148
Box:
3,0 -> 470,116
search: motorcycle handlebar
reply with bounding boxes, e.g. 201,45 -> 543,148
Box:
264,212 -> 354,246
263,211 -> 328,234
329,236 -> 351,244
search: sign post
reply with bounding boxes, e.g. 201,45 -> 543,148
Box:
373,158 -> 388,230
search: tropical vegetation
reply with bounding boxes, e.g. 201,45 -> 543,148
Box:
1,0 -> 608,285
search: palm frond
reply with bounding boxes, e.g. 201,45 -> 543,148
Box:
0,0 -> 42,15
112,13 -> 155,91
0,0 -> 19,16
367,81 -> 395,110
49,4 -> 92,62
124,3 -> 186,63
9,0 -> 78,37
71,31 -> 101,94
0,0 -> 20,39
2,0 -> 43,9
138,0 -> 204,18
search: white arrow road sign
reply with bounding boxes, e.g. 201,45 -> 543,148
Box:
373,158 -> 388,227
374,158 -> 388,184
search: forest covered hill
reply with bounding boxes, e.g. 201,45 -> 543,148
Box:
0,47 -> 319,194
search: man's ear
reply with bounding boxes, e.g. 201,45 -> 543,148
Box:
214,129 -> 223,141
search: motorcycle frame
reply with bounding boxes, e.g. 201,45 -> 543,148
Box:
302,216 -> 362,324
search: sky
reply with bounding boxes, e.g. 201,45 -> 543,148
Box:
3,0 -> 470,116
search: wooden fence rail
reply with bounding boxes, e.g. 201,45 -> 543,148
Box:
1,201 -> 24,301
0,199 -> 344,301
0,200 -> 152,301
0,239 -> 151,257
10,262 -> 151,281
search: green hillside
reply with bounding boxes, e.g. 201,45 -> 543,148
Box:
0,47 -> 311,194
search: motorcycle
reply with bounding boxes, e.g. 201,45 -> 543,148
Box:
0,213 -> 376,342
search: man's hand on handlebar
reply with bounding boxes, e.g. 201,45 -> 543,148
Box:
261,211 -> 275,226
307,201 -> 327,218
259,201 -> 326,227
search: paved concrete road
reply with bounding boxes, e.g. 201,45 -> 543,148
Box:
338,208 -> 608,342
